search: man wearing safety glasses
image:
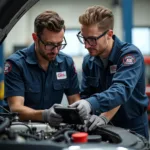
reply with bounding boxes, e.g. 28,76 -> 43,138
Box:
69,5 -> 149,140
4,11 -> 80,126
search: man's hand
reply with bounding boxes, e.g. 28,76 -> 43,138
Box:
42,104 -> 63,126
69,99 -> 91,120
86,115 -> 109,131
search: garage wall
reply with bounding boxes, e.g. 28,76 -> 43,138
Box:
4,0 -> 150,57
134,0 -> 150,26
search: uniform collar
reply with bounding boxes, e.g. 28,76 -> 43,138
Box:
55,53 -> 63,63
89,56 -> 95,61
25,44 -> 38,65
89,56 -> 103,67
108,35 -> 126,64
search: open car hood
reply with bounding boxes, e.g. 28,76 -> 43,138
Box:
0,0 -> 39,44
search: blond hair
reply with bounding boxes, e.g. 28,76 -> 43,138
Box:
79,5 -> 114,30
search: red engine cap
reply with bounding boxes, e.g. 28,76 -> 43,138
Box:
72,132 -> 88,143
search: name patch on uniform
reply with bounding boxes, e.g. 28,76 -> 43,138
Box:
123,55 -> 136,65
56,71 -> 67,80
110,65 -> 117,74
4,61 -> 12,74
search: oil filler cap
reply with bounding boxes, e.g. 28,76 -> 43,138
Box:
72,132 -> 88,143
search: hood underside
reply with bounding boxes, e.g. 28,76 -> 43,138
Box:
0,0 -> 39,44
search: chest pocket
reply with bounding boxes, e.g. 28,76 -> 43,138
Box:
24,83 -> 41,107
86,76 -> 102,93
52,80 -> 69,104
53,79 -> 69,90
25,83 -> 40,92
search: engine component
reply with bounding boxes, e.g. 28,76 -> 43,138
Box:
0,115 -> 149,150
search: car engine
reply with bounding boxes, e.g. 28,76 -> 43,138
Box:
0,112 -> 150,150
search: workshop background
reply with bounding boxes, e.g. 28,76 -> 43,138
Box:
1,0 -> 150,141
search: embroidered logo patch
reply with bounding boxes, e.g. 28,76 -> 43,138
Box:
4,61 -> 12,74
123,55 -> 136,65
110,65 -> 117,74
56,71 -> 67,80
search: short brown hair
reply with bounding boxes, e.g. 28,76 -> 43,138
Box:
34,10 -> 65,35
79,5 -> 114,30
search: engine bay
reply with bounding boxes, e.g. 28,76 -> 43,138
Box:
0,112 -> 150,150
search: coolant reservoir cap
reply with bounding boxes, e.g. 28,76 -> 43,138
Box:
72,132 -> 88,143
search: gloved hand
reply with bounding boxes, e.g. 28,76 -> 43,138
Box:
86,115 -> 109,131
69,100 -> 92,120
77,120 -> 88,132
42,104 -> 63,127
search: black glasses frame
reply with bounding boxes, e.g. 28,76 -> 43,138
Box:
38,35 -> 67,51
77,30 -> 109,46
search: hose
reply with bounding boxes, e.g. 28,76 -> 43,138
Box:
0,117 -> 11,133
64,130 -> 76,144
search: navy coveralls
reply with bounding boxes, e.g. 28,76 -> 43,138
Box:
5,44 -> 79,109
81,35 -> 149,139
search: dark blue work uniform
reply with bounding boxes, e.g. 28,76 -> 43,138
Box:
4,44 -> 79,109
81,35 -> 149,139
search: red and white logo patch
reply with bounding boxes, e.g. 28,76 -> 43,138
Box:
110,65 -> 117,74
4,61 -> 12,74
56,71 -> 67,80
123,55 -> 136,65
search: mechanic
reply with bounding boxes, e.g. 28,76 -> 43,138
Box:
69,5 -> 149,140
4,10 -> 80,126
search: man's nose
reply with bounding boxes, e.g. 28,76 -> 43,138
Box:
51,46 -> 59,52
84,41 -> 91,49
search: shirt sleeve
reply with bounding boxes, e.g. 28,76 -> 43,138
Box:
64,59 -> 80,96
86,51 -> 144,115
4,60 -> 25,99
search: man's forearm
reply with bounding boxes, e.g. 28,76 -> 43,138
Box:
100,105 -> 120,121
67,93 -> 80,104
10,105 -> 43,121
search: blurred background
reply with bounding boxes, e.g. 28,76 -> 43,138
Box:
3,0 -> 150,83
3,0 -> 150,57
1,0 -> 150,130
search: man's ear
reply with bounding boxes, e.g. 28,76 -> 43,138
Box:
32,33 -> 37,41
107,30 -> 113,40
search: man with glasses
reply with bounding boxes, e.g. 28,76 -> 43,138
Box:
4,11 -> 80,126
69,5 -> 149,139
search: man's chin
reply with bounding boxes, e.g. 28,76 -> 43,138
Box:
47,54 -> 57,60
89,52 -> 97,56
48,57 -> 55,61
